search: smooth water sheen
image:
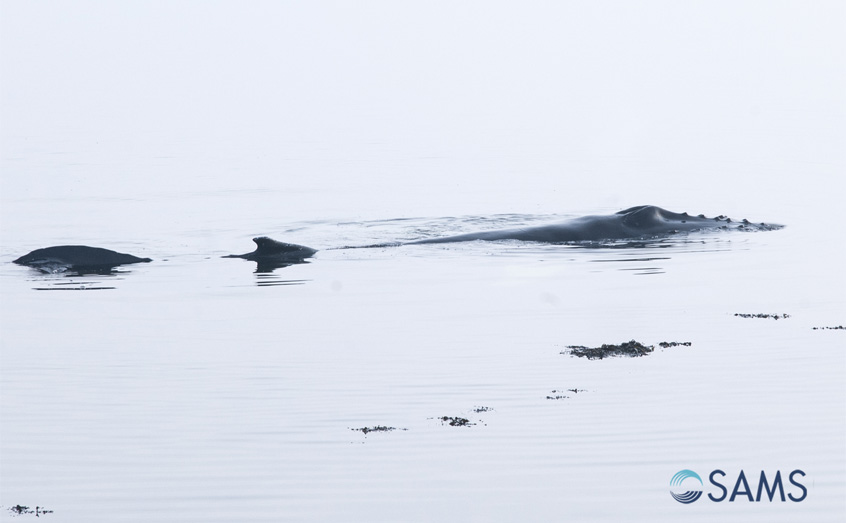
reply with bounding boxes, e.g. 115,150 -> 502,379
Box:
1,2 -> 844,522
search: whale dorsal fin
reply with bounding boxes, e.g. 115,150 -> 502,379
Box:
251,237 -> 317,258
253,236 -> 294,254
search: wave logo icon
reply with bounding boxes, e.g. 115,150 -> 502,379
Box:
670,469 -> 703,504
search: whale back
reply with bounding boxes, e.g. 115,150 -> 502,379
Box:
13,245 -> 152,274
618,205 -> 714,232
412,205 -> 780,244
13,245 -> 152,268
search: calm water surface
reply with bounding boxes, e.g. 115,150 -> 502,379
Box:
1,205 -> 843,522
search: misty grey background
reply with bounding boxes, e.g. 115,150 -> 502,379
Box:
3,1 -> 842,227
1,1 -> 844,522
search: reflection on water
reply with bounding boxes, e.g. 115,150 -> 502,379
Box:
252,260 -> 310,274
24,270 -> 131,291
22,264 -> 134,276
616,266 -> 665,275
254,274 -> 310,287
33,284 -> 117,291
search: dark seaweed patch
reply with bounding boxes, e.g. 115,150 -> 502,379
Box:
7,505 -> 53,517
438,416 -> 474,427
734,313 -> 790,320
472,406 -> 493,413
546,388 -> 586,400
546,390 -> 570,400
658,341 -> 692,348
812,325 -> 844,330
564,340 -> 654,360
350,425 -> 402,435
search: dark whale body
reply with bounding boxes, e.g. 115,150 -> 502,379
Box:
409,205 -> 780,244
10,207 -> 780,276
224,236 -> 317,272
13,246 -> 152,274
225,206 -> 780,272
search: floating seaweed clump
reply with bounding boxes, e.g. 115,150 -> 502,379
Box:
546,388 -> 586,400
565,340 -> 654,360
8,505 -> 53,517
351,425 -> 399,435
658,341 -> 692,348
734,313 -> 790,320
438,416 -> 474,427
812,325 -> 844,330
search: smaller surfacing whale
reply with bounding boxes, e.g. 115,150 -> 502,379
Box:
13,246 -> 152,274
224,237 -> 317,272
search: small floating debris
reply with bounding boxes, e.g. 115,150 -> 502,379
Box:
812,325 -> 844,330
7,504 -> 53,517
350,425 -> 402,435
658,341 -> 692,348
564,340 -> 654,360
546,390 -> 569,400
734,313 -> 790,320
546,388 -> 587,400
472,406 -> 493,413
437,416 -> 474,427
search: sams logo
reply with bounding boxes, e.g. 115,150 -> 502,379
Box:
669,469 -> 702,504
670,469 -> 807,504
